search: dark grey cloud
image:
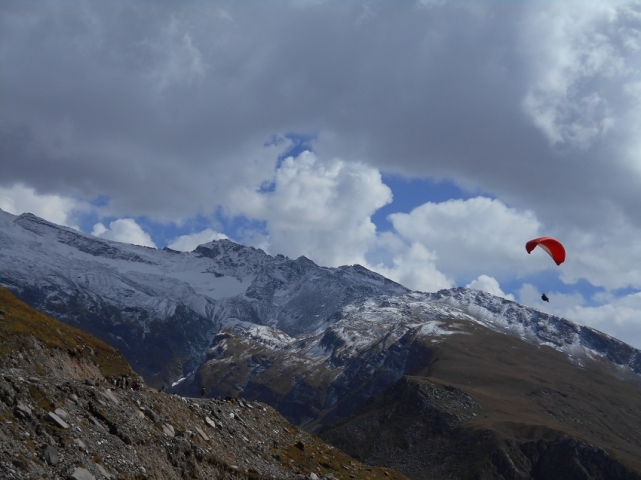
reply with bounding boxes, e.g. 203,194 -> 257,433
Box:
1,0 -> 640,234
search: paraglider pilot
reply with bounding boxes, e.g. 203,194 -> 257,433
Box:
526,237 -> 564,306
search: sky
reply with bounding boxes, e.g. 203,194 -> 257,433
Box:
1,0 -> 641,348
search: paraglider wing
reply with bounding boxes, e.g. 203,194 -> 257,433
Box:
525,237 -> 566,266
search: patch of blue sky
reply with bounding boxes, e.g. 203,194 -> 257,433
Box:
372,175 -> 483,232
74,213 -> 100,236
217,214 -> 268,247
69,194 -> 110,234
609,285 -> 641,298
90,195 -> 110,207
138,210 -> 267,249
278,132 -> 317,160
147,215 -> 215,248
75,180 -> 268,250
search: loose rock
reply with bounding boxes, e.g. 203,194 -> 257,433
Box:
47,411 -> 69,429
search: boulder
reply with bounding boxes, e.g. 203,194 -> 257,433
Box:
162,423 -> 175,438
54,407 -> 69,420
47,411 -> 69,429
43,445 -> 59,466
70,467 -> 96,480
14,401 -> 32,419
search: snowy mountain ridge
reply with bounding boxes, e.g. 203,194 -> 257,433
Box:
1,208 -> 639,388
208,290 -> 641,399
426,288 -> 641,376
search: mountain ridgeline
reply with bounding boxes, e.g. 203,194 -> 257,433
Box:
2,209 -> 641,479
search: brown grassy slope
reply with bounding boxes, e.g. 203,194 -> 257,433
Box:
0,285 -> 132,378
319,317 -> 641,478
414,320 -> 641,471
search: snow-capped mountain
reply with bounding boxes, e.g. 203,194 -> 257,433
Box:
2,209 -> 639,388
0,210 -> 407,382
4,209 -> 641,477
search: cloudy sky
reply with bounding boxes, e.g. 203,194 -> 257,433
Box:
2,0 -> 641,347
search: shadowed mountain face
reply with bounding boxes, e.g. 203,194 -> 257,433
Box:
2,210 -> 641,478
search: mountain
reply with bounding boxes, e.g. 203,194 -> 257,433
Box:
0,286 -> 404,479
2,209 -> 641,478
0,209 -> 407,387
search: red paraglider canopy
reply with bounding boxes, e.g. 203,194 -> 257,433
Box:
525,237 -> 566,266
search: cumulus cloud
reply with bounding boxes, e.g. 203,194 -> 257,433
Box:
466,275 -> 515,301
2,1 -> 641,346
563,291 -> 641,349
559,221 -> 641,291
387,197 -> 541,283
2,0 -> 640,234
149,15 -> 207,92
168,229 -> 228,252
368,241 -> 453,293
0,184 -> 89,229
91,219 -> 156,247
521,2 -> 637,148
229,151 -> 392,267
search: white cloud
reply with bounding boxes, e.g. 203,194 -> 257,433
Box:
387,197 -> 542,282
564,291 -> 641,349
229,151 -> 392,267
368,241 -> 453,293
2,1 -> 641,348
521,2 -> 638,147
416,0 -> 447,9
0,183 -> 89,229
91,219 -> 156,247
168,229 -> 228,252
466,275 -> 514,301
560,220 -> 641,291
147,15 -> 207,92
518,283 -> 546,307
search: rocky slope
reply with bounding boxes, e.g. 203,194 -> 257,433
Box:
0,286 -> 404,480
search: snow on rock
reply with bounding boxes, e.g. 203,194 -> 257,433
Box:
426,287 -> 641,378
